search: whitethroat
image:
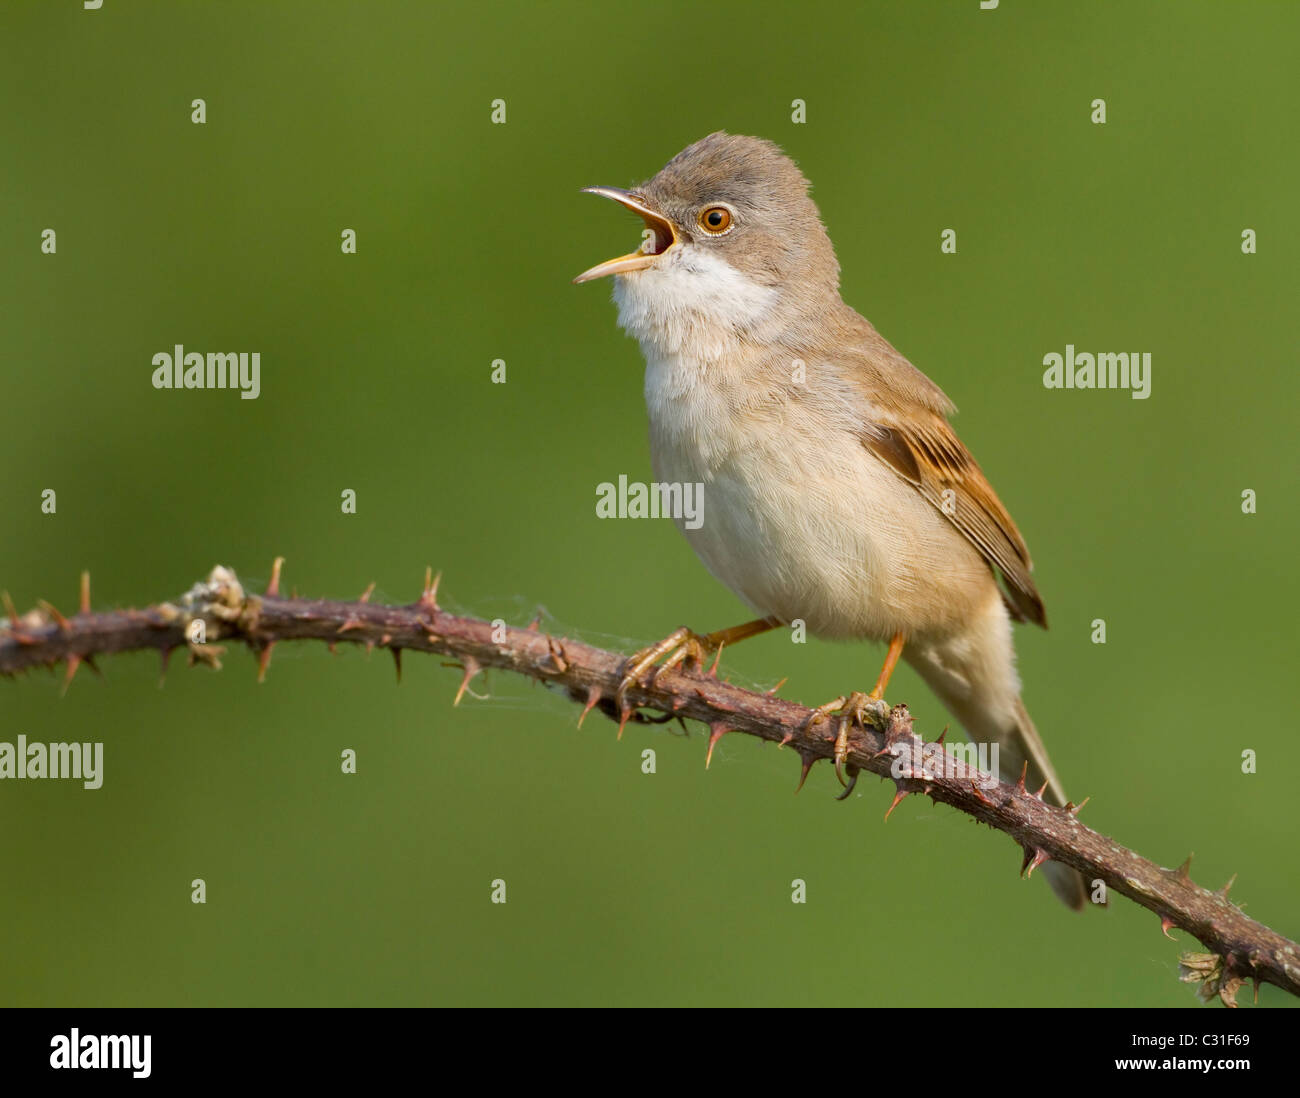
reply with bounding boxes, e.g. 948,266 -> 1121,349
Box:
576,132 -> 1086,909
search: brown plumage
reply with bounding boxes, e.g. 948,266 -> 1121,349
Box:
578,133 -> 1085,909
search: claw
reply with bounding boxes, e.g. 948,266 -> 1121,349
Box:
614,627 -> 710,710
823,692 -> 875,786
834,764 -> 860,801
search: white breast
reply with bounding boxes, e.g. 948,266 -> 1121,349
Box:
610,251 -> 991,642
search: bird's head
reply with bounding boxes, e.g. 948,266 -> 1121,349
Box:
575,133 -> 841,353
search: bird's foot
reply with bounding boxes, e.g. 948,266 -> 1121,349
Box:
614,626 -> 716,710
803,690 -> 890,790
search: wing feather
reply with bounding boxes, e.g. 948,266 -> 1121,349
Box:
864,416 -> 1046,627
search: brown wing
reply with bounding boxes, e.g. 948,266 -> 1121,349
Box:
863,414 -> 1046,627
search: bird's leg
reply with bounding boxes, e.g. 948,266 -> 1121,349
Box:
803,632 -> 906,788
614,617 -> 782,709
832,632 -> 906,781
868,631 -> 906,702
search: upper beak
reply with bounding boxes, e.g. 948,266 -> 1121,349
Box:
573,187 -> 678,284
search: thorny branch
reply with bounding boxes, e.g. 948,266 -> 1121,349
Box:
2,563 -> 1297,1006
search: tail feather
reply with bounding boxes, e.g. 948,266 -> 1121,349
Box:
903,641 -> 1087,910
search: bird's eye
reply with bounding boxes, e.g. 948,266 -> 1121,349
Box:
698,205 -> 733,234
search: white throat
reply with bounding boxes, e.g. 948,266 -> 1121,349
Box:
612,245 -> 779,363
610,244 -> 784,472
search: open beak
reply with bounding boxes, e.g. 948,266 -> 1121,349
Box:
573,187 -> 678,284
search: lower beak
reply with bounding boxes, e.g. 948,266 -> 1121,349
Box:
573,187 -> 678,284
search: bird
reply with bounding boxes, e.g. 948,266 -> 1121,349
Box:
574,132 -> 1086,909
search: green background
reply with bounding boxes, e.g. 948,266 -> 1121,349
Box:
1,0 -> 1295,1007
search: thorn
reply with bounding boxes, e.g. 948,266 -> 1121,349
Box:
794,751 -> 816,793
1253,977 -> 1260,1005
358,582 -> 376,603
705,723 -> 729,769
364,640 -> 374,657
37,599 -> 71,633
79,570 -> 91,614
421,568 -> 441,612
453,656 -> 482,706
969,777 -> 995,806
1,590 -> 20,627
159,645 -> 174,686
266,557 -> 284,597
526,612 -> 542,632
1068,796 -> 1090,817
1034,780 -> 1048,800
935,724 -> 948,746
1015,761 -> 1028,795
577,686 -> 601,728
777,729 -> 795,749
1217,874 -> 1237,899
1160,916 -> 1178,940
257,642 -> 275,683
545,635 -> 568,673
835,765 -> 860,801
707,642 -> 724,679
883,783 -> 909,820
380,633 -> 391,645
1020,847 -> 1050,879
391,647 -> 402,683
765,677 -> 788,696
327,641 -> 338,655
336,617 -> 364,634
616,704 -> 633,740
1175,855 -> 1193,883
60,654 -> 82,696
